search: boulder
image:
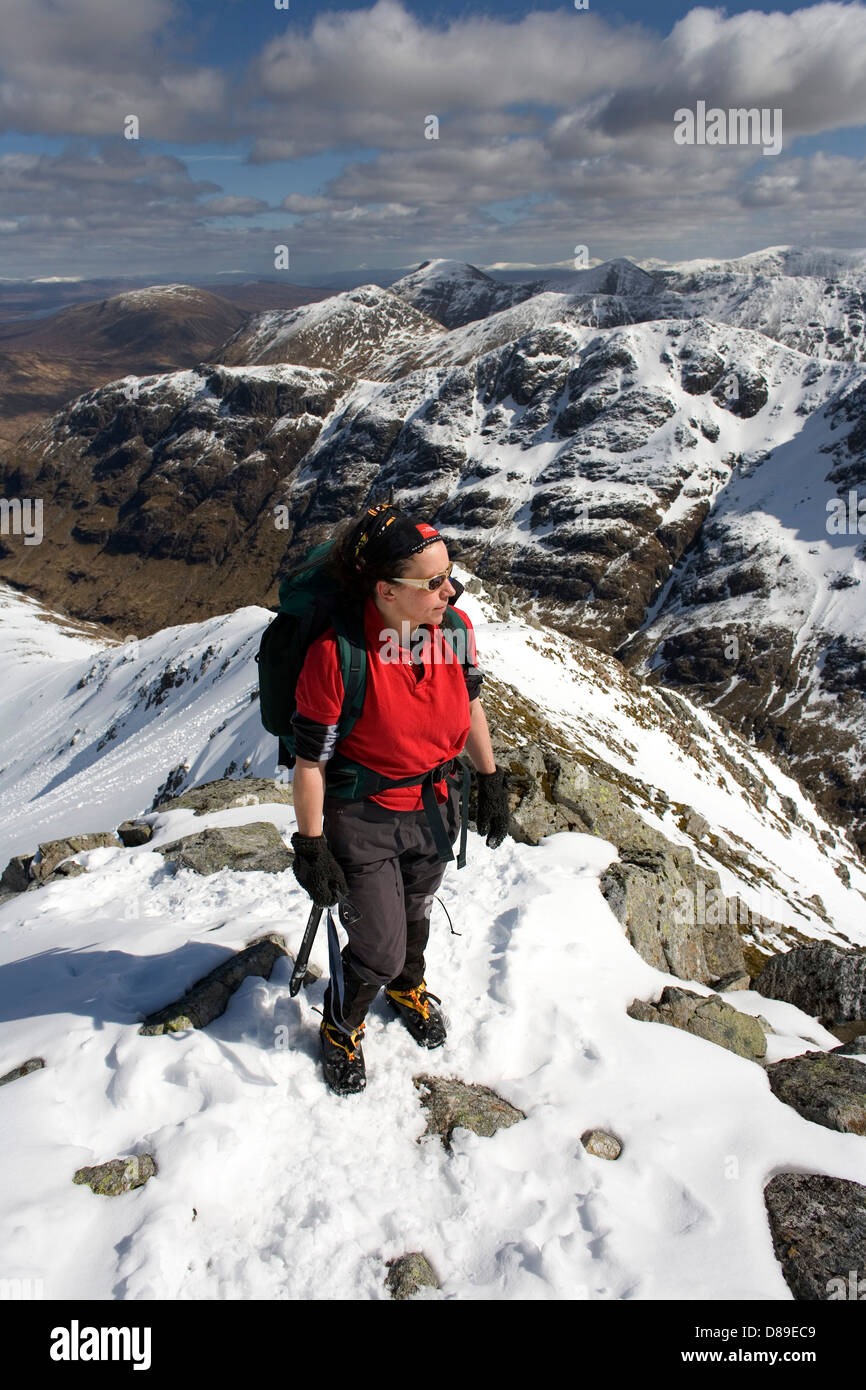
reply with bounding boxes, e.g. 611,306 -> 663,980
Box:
581,1129 -> 623,1160
0,1058 -> 45,1087
139,932 -> 292,1034
763,1172 -> 866,1300
31,832 -> 121,881
73,1153 -> 157,1196
413,1074 -> 525,1151
156,823 -> 293,876
0,854 -> 33,893
627,986 -> 767,1062
117,820 -> 154,847
385,1253 -> 440,1300
754,942 -> 866,1028
764,1052 -> 866,1136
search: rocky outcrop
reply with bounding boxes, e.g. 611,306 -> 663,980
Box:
139,932 -> 294,1035
153,776 -> 293,815
627,987 -> 768,1062
763,1172 -> 866,1300
73,1153 -> 157,1196
1,832 -> 122,893
0,1058 -> 45,1087
764,1053 -> 866,1136
754,943 -> 866,1030
156,823 -> 293,876
413,1075 -> 525,1151
484,736 -> 751,987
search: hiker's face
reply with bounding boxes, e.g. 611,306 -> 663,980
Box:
374,540 -> 457,627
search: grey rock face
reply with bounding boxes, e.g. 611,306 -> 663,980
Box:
754,942 -> 866,1027
0,1058 -> 45,1087
0,854 -> 34,893
627,986 -> 768,1061
73,1153 -> 157,1196
764,1052 -> 866,1135
156,823 -> 293,876
832,1035 -> 866,1056
152,775 -> 293,815
31,832 -> 121,881
385,1252 -> 441,1300
763,1172 -> 866,1300
139,932 -> 291,1034
413,1074 -> 525,1151
117,820 -> 154,847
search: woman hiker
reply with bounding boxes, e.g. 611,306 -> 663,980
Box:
289,503 -> 511,1095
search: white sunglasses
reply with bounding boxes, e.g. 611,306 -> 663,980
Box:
387,562 -> 454,592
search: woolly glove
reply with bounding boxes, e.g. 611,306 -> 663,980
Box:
475,766 -> 510,849
290,833 -> 349,907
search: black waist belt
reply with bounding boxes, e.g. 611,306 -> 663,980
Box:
326,753 -> 471,869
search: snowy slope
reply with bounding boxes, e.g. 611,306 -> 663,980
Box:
1,583 -> 865,1302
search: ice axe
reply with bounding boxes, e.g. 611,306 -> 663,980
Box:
289,893 -> 361,996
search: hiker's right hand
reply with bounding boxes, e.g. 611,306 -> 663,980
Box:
290,833 -> 349,907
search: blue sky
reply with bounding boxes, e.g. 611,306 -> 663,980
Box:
0,0 -> 864,282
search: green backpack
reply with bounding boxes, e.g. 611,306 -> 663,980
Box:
255,538 -> 471,865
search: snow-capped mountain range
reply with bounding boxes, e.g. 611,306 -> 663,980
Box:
0,247 -> 864,855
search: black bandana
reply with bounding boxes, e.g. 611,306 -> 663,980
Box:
351,505 -> 441,569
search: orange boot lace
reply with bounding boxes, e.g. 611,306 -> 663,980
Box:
385,979 -> 436,1020
321,1019 -> 365,1060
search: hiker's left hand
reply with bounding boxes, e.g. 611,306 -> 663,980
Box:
475,767 -> 510,849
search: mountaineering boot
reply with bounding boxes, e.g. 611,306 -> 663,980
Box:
320,1019 -> 367,1095
385,980 -> 447,1049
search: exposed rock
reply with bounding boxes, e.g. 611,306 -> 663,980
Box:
711,970 -> 751,992
0,853 -> 33,893
31,832 -> 121,880
763,1172 -> 866,1300
580,1128 -> 622,1159
764,1052 -> 866,1135
601,851 -> 747,985
413,1074 -> 525,1151
385,1252 -> 441,1300
0,1058 -> 45,1087
139,932 -> 293,1035
73,1153 -> 157,1196
156,823 -> 293,876
627,986 -> 768,1061
754,942 -> 866,1028
117,820 -> 154,847
41,860 -> 88,884
832,1035 -> 866,1056
152,775 -> 293,816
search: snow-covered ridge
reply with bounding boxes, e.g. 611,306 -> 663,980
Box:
1,578 -> 865,1302
1,580 -> 863,944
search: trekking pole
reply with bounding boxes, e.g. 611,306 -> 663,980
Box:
290,904 -> 323,996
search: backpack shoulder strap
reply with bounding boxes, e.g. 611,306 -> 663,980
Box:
332,607 -> 367,741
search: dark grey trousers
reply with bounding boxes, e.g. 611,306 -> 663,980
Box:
321,780 -> 460,1031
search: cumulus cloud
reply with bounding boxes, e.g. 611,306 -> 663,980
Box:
0,0 -> 865,275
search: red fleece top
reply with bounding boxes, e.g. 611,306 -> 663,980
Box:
294,598 -> 477,810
